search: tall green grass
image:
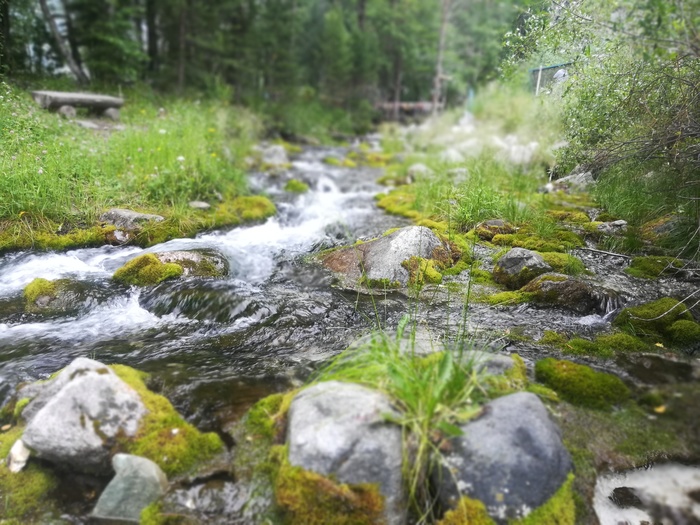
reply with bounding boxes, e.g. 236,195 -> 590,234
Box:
0,82 -> 261,227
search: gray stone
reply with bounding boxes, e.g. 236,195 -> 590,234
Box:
287,381 -> 406,525
21,358 -> 146,474
439,149 -> 465,164
188,200 -> 211,210
100,208 -> 164,231
493,248 -> 552,290
7,438 -> 30,473
322,226 -> 446,290
57,105 -> 76,119
406,163 -> 433,180
260,144 -> 289,167
597,220 -> 628,235
553,168 -> 595,192
434,392 -> 572,522
102,107 -> 120,121
154,249 -> 229,278
91,454 -> 168,524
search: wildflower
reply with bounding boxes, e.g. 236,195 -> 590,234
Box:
208,128 -> 216,133
159,129 -> 166,135
210,152 -> 217,157
38,168 -> 44,174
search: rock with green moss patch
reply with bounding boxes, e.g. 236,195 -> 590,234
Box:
23,277 -> 109,314
401,256 -> 443,286
434,392 -> 572,523
522,273 -> 604,314
284,179 -> 310,193
113,253 -> 184,286
535,358 -> 630,410
475,219 -> 516,241
100,208 -> 165,230
153,249 -> 229,278
613,297 -> 693,340
285,381 -> 406,524
493,248 -> 552,289
624,256 -> 685,280
668,319 -> 700,351
19,357 -> 147,474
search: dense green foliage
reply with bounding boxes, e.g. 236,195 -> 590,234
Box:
510,0 -> 700,258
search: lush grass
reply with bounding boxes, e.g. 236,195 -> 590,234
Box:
0,81 -> 265,250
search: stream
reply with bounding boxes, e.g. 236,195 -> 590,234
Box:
1,144 -> 699,523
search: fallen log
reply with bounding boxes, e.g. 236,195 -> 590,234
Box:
31,90 -> 124,111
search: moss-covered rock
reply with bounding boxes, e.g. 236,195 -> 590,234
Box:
595,333 -> 650,353
624,256 -> 684,279
481,290 -> 535,306
23,277 -> 61,311
668,319 -> 700,348
538,252 -> 586,275
113,253 -> 184,286
437,496 -> 495,525
284,179 -> 310,193
535,358 -> 630,410
271,445 -> 385,525
613,297 -> 693,339
111,365 -> 225,477
546,210 -> 591,224
212,195 -> 276,227
401,256 -> 443,287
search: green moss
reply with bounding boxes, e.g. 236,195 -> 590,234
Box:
359,276 -> 402,290
110,365 -> 225,477
416,218 -> 449,234
140,501 -> 196,525
668,319 -> 700,347
113,253 -> 184,287
638,390 -> 665,410
468,268 -> 495,284
546,210 -> 590,224
212,195 -> 276,227
13,398 -> 30,421
375,189 -> 421,220
506,354 -> 528,389
595,333 -> 650,353
535,358 -> 630,410
512,473 -> 575,525
401,256 -> 443,286
491,230 -> 583,253
271,445 -> 385,525
539,330 -> 568,347
284,179 -> 310,193
245,391 -> 297,441
538,252 -> 586,276
625,256 -> 684,279
437,496 -> 495,524
563,338 -> 613,358
526,383 -> 560,402
23,278 -> 58,306
613,297 -> 693,339
0,425 -> 58,520
481,290 -> 535,306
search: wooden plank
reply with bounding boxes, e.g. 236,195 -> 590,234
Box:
31,90 -> 124,110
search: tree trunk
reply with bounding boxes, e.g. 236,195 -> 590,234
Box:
431,0 -> 451,115
177,1 -> 187,93
59,0 -> 84,72
146,0 -> 158,72
392,52 -> 402,121
39,0 -> 89,84
357,0 -> 366,31
0,0 -> 11,72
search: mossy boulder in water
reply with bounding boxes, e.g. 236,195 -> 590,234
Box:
492,248 -> 552,290
433,392 -> 573,523
613,297 -> 695,340
535,358 -> 630,410
283,381 -> 406,524
23,277 -> 110,314
113,249 -> 229,287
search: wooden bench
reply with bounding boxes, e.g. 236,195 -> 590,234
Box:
31,90 -> 124,120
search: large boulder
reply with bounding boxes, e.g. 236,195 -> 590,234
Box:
286,381 -> 406,525
23,278 -> 111,315
113,249 -> 228,286
521,273 -> 609,314
433,392 -> 572,522
19,358 -> 147,474
100,208 -> 164,231
493,248 -> 552,289
321,226 -> 446,289
154,249 -> 229,278
91,454 -> 168,524
260,144 -> 289,168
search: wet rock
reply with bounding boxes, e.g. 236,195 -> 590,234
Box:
91,454 -> 168,523
433,392 -> 572,522
609,486 -> 644,509
103,107 -> 121,121
6,438 -> 30,473
260,144 -> 289,167
20,357 -> 146,474
23,278 -> 111,315
189,200 -> 211,210
100,208 -> 164,231
321,226 -> 445,290
493,248 -> 552,290
475,219 -> 516,241
57,105 -> 76,119
287,381 -> 406,525
155,249 -> 229,278
522,273 -> 606,314
597,220 -> 628,235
